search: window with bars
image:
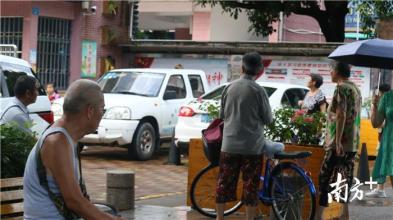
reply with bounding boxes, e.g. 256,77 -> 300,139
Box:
37,16 -> 71,90
0,17 -> 23,58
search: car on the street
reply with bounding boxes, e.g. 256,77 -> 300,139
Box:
53,68 -> 209,160
174,81 -> 309,149
0,54 -> 53,136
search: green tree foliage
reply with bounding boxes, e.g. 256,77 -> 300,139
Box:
1,123 -> 36,178
356,0 -> 393,37
198,0 -> 349,42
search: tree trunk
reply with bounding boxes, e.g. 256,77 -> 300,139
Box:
314,1 -> 348,42
318,13 -> 346,42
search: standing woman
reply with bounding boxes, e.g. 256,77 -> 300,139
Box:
299,73 -> 327,113
215,52 -> 272,220
365,82 -> 393,197
316,62 -> 362,220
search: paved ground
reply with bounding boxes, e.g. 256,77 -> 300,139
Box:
82,146 -> 393,220
82,145 -> 188,202
118,187 -> 393,220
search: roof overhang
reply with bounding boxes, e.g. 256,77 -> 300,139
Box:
119,40 -> 343,57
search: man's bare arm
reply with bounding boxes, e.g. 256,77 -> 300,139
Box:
371,95 -> 385,128
41,134 -> 121,220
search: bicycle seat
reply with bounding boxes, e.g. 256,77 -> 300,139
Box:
273,151 -> 312,160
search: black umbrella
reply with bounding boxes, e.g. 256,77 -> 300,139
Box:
328,38 -> 393,91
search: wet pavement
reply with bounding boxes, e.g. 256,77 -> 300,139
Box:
82,145 -> 188,202
349,186 -> 393,219
119,205 -> 253,220
116,188 -> 393,220
82,146 -> 393,220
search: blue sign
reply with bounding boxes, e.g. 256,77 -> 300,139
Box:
32,7 -> 40,16
345,11 -> 360,29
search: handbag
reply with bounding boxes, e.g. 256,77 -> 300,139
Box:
201,118 -> 224,165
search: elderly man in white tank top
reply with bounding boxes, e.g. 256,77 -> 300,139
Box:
23,79 -> 123,220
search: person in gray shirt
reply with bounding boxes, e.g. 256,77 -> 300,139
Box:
215,52 -> 274,220
0,75 -> 38,134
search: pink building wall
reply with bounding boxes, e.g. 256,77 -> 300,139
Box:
268,21 -> 280,42
0,1 -> 130,86
266,14 -> 326,43
192,12 -> 211,41
1,1 -> 81,84
282,14 -> 326,43
80,1 -> 129,79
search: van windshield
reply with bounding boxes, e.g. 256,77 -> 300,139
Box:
98,71 -> 165,97
0,62 -> 46,97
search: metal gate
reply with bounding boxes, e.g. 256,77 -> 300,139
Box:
0,17 -> 23,58
37,16 -> 71,90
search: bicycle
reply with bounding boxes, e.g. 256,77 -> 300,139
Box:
190,147 -> 316,220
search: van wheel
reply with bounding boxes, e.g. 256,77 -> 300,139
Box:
129,122 -> 156,160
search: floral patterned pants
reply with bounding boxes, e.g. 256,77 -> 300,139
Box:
318,149 -> 356,207
215,152 -> 262,206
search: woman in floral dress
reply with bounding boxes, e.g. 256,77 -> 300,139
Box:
299,73 -> 327,113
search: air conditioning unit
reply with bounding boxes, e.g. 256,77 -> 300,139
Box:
81,1 -> 96,16
82,1 -> 90,10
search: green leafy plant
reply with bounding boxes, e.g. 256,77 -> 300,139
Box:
107,29 -> 117,44
1,122 -> 36,178
194,99 -> 220,119
206,104 -> 220,119
362,97 -> 372,119
265,106 -> 295,143
290,109 -> 326,145
107,0 -> 118,15
266,106 -> 326,146
205,101 -> 326,146
101,26 -> 118,45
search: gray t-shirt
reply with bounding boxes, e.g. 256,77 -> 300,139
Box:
0,97 -> 32,134
220,74 -> 273,155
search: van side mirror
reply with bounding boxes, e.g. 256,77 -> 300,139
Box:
163,90 -> 177,100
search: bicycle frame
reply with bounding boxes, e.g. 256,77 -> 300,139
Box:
258,158 -> 316,205
258,158 -> 275,205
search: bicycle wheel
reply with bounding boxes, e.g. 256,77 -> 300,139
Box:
268,162 -> 316,220
190,164 -> 243,218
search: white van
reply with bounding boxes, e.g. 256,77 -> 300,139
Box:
0,55 -> 53,136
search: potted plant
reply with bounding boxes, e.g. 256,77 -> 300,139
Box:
205,103 -> 327,146
1,122 -> 36,178
101,26 -> 118,46
103,0 -> 119,16
265,106 -> 326,146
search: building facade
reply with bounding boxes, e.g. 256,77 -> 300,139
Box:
138,1 -> 266,41
0,0 -> 130,89
1,1 -> 390,90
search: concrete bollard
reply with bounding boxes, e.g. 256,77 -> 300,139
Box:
106,170 -> 135,211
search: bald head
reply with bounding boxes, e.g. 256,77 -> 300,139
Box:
63,79 -> 103,115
